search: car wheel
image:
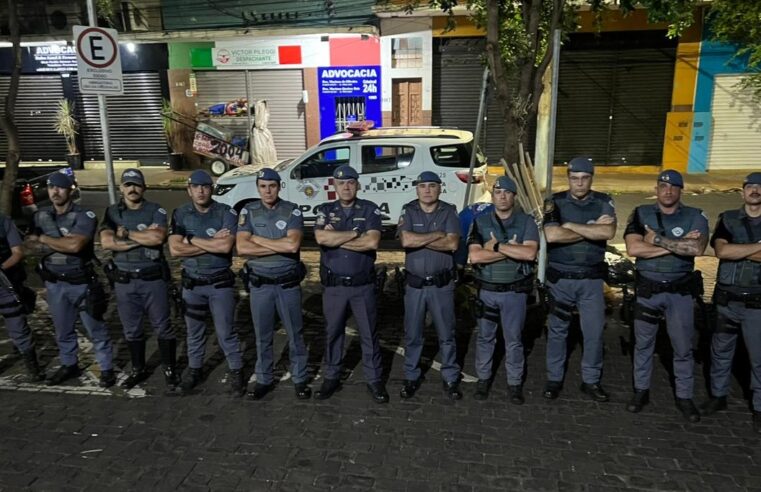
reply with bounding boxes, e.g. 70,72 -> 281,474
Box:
210,159 -> 229,176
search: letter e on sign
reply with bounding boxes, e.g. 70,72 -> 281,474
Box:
74,25 -> 124,95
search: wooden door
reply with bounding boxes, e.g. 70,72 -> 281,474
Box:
392,79 -> 423,127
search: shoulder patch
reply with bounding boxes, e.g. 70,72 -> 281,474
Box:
85,210 -> 96,219
292,208 -> 302,217
240,207 -> 249,215
374,208 -> 381,215
543,199 -> 555,214
701,211 -> 709,220
229,208 -> 238,216
158,207 -> 167,215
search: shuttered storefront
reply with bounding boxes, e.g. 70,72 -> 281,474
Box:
194,69 -> 306,159
73,72 -> 167,164
706,75 -> 761,170
432,38 -> 508,163
555,45 -> 675,165
0,75 -> 67,160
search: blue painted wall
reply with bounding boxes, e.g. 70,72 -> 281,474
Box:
688,25 -> 752,172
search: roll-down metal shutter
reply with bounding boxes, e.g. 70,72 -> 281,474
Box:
0,75 -> 67,161
74,72 -> 167,164
707,75 -> 761,171
555,47 -> 675,165
432,38 -> 509,163
194,70 -> 307,159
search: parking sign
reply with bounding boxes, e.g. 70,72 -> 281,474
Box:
74,25 -> 124,95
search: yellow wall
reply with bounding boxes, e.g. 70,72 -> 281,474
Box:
662,12 -> 702,172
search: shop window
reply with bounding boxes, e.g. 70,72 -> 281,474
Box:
361,145 -> 415,174
392,37 -> 423,68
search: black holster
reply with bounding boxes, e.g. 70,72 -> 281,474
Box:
475,276 -> 533,294
320,266 -> 375,287
713,285 -> 761,309
404,268 -> 456,289
181,269 -> 236,289
636,271 -> 703,299
82,280 -> 109,321
242,262 -> 307,289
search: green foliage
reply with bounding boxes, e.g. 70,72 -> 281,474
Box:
708,0 -> 761,97
53,99 -> 79,155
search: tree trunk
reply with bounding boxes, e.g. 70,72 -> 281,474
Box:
501,113 -> 526,166
0,0 -> 22,216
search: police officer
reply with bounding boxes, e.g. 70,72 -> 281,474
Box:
543,157 -> 616,401
624,170 -> 708,422
236,168 -> 310,400
313,165 -> 388,403
700,172 -> 761,433
168,170 -> 244,395
0,213 -> 44,381
398,171 -> 462,400
467,176 -> 538,404
99,169 -> 179,390
24,172 -> 114,387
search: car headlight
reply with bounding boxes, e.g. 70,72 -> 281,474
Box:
213,183 -> 236,196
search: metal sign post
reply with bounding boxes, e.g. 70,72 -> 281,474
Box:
78,0 -> 121,205
463,66 -> 490,211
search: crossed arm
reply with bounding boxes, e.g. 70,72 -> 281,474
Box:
315,227 -> 381,251
100,225 -> 167,252
399,230 -> 459,252
713,239 -> 761,262
24,233 -> 90,255
544,214 -> 616,244
469,233 -> 538,264
168,229 -> 235,257
625,226 -> 708,259
236,229 -> 303,256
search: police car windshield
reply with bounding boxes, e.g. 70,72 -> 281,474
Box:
273,159 -> 294,172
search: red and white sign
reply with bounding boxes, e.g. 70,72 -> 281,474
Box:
74,25 -> 123,95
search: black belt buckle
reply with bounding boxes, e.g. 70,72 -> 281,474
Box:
340,276 -> 353,287
423,276 -> 435,286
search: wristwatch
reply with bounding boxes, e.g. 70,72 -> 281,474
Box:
124,229 -> 130,240
653,235 -> 662,246
493,241 -> 500,252
352,227 -> 362,238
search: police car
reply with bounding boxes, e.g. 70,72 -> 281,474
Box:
212,125 -> 490,226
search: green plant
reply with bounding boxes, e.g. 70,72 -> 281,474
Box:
54,99 -> 79,155
162,98 -> 182,153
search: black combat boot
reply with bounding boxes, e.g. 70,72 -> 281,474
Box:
21,349 -> 45,382
699,396 -> 727,416
122,340 -> 149,389
229,369 -> 247,397
45,364 -> 81,386
180,367 -> 203,394
157,338 -> 180,389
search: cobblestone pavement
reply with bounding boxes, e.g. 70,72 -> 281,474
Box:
1,253 -> 760,491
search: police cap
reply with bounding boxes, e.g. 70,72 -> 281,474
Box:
47,171 -> 74,188
493,175 -> 517,193
568,157 -> 594,175
256,167 -> 281,182
657,169 -> 684,188
743,172 -> 761,187
188,169 -> 213,186
121,168 -> 145,187
333,165 -> 359,180
413,171 -> 442,186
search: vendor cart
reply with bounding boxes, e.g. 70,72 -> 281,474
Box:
163,111 -> 251,176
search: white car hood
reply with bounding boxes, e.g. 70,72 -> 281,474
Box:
216,160 -> 290,183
